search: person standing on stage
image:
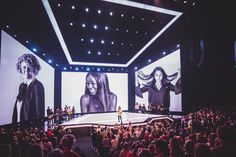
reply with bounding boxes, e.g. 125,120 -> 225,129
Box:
117,106 -> 123,124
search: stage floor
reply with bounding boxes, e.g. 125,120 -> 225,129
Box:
60,112 -> 174,129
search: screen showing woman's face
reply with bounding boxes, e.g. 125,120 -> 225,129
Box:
154,70 -> 163,83
20,61 -> 35,80
86,75 -> 97,95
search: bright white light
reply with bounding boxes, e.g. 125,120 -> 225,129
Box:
63,67 -> 67,70
121,14 -> 124,17
177,44 -> 180,48
43,53 -> 46,56
48,59 -> 52,63
162,51 -> 166,55
93,25 -> 97,29
86,67 -> 90,71
109,12 -> 113,16
57,3 -> 61,7
108,53 -> 111,55
98,10 -> 101,14
70,22 -> 73,26
72,6 -> 75,10
32,48 -> 37,52
88,51 -> 91,54
75,67 -> 79,71
148,59 -> 151,63
26,40 -> 29,43
111,41 -> 114,44
105,26 -> 108,30
97,68 -> 101,71
82,23 -> 86,27
98,51 -> 101,55
6,25 -> 9,28
126,29 -> 129,32
81,38 -> 84,42
90,39 -> 94,43
85,8 -> 89,12
134,66 -> 138,70
101,40 -> 105,44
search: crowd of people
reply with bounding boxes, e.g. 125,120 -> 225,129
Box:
90,105 -> 236,157
0,105 -> 236,157
46,105 -> 76,126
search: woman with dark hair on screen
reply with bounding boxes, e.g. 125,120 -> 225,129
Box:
136,66 -> 181,114
80,72 -> 117,113
12,53 -> 45,123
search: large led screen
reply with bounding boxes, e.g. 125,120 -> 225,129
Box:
135,49 -> 182,112
0,31 -> 54,125
62,72 -> 128,113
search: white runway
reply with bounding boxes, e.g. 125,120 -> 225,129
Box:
60,112 -> 173,129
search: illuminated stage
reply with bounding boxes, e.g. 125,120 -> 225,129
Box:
60,112 -> 173,130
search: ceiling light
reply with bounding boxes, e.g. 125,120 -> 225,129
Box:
111,41 -> 114,44
101,40 -> 105,44
108,53 -> 110,55
109,12 -> 113,16
81,38 -> 84,42
72,6 -> 75,10
85,8 -> 89,12
105,26 -> 108,30
93,25 -> 97,29
90,39 -> 94,43
98,51 -> 101,55
88,51 -> 91,54
32,48 -> 37,52
121,14 -> 124,17
57,3 -> 61,7
82,23 -> 86,28
98,10 -> 101,14
70,22 -> 73,26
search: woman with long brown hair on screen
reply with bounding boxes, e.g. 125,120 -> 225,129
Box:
136,66 -> 181,115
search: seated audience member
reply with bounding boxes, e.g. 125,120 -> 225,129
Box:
48,148 -> 64,157
60,134 -> 80,157
194,143 -> 211,157
27,144 -> 44,157
212,125 -> 236,157
0,144 -> 11,157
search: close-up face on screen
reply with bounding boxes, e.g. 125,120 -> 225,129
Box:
0,31 -> 54,125
61,72 -> 128,114
135,49 -> 182,112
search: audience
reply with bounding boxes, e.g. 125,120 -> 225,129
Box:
0,105 -> 235,157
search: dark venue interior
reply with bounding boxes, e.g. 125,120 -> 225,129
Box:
0,0 -> 236,157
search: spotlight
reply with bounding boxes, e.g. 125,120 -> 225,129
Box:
148,59 -> 151,63
86,67 -> 90,71
162,51 -> 166,55
48,59 -> 52,63
32,48 -> 37,52
97,68 -> 101,71
75,67 -> 79,71
63,67 -> 67,70
134,66 -> 138,70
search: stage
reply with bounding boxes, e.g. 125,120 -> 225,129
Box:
59,112 -> 174,130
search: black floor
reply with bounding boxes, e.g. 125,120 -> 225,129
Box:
76,136 -> 99,157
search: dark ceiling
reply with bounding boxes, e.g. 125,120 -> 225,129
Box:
1,0 -> 235,68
